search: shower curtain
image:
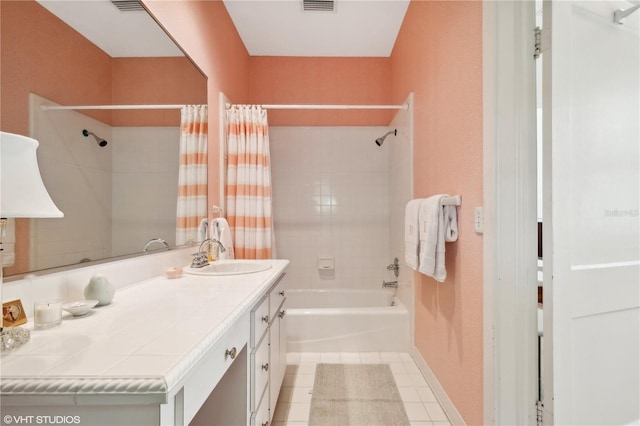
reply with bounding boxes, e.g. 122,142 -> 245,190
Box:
225,105 -> 275,259
176,105 -> 208,245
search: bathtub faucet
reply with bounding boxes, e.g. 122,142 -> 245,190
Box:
382,280 -> 398,288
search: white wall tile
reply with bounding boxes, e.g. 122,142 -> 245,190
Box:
271,126 -> 393,290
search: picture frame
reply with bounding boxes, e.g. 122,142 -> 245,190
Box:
2,299 -> 28,327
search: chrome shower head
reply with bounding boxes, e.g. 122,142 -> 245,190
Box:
82,129 -> 107,147
375,129 -> 397,146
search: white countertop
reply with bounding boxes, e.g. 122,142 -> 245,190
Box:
0,259 -> 288,402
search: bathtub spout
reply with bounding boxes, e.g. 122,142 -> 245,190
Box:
382,280 -> 398,288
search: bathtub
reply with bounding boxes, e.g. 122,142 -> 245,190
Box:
286,289 -> 409,352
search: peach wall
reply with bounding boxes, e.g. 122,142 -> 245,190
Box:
249,57 -> 392,126
142,0 -> 251,211
391,1 -> 484,424
0,0 -> 112,134
112,57 -> 206,126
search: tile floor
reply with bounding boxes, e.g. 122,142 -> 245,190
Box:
272,352 -> 452,426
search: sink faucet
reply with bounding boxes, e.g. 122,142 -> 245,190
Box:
199,238 -> 226,255
190,239 -> 226,269
143,238 -> 169,252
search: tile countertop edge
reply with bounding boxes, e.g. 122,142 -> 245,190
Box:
0,259 -> 290,404
0,376 -> 168,404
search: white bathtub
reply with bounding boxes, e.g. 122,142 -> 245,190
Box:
286,289 -> 409,352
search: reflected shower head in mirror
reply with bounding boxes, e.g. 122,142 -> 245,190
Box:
375,129 -> 397,146
82,129 -> 107,147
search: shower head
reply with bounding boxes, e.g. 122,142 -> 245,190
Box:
375,129 -> 397,146
82,129 -> 107,147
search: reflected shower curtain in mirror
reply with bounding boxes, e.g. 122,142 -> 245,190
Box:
225,105 -> 275,259
176,105 -> 208,245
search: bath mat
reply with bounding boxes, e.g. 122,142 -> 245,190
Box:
309,363 -> 410,426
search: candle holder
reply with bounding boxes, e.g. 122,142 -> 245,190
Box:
34,299 -> 62,330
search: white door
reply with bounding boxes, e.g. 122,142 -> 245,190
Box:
544,1 -> 640,424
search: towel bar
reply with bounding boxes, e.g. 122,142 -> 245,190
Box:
441,195 -> 462,206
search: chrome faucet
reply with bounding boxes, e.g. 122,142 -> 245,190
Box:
190,239 -> 227,268
143,238 -> 169,252
382,280 -> 398,288
386,257 -> 400,277
199,238 -> 226,255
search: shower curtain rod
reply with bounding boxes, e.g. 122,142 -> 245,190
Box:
226,103 -> 409,111
39,104 -> 185,111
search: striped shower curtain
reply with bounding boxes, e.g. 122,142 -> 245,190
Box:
176,105 -> 208,245
225,105 -> 275,259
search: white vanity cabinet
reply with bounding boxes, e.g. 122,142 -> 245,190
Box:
250,274 -> 287,426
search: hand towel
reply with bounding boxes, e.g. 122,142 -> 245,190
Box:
197,218 -> 209,242
418,195 -> 452,282
405,199 -> 422,270
444,205 -> 459,242
211,217 -> 235,259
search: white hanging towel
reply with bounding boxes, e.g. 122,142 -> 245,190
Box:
211,217 -> 235,259
404,199 -> 422,270
417,195 -> 458,282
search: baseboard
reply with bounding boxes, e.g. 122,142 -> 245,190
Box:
410,346 -> 466,426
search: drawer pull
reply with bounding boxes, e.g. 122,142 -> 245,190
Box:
225,347 -> 237,360
262,362 -> 269,371
279,290 -> 285,296
262,315 -> 269,323
261,422 -> 269,426
278,310 -> 286,319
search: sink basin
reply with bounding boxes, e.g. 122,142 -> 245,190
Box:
185,260 -> 272,276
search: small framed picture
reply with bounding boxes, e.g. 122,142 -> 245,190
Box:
2,299 -> 28,327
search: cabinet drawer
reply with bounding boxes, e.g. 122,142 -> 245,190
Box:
183,313 -> 249,425
269,275 -> 286,318
251,295 -> 269,348
251,335 -> 270,411
251,394 -> 270,426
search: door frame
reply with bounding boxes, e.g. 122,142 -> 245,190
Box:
483,1 -> 540,424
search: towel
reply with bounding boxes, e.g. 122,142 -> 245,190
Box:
197,218 -> 208,242
404,199 -> 422,270
418,195 -> 457,282
211,217 -> 235,259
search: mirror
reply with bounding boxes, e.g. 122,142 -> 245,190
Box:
1,0 -> 207,277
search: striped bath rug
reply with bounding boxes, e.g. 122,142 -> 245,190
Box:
309,363 -> 410,426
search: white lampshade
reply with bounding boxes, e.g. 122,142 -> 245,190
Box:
0,131 -> 63,218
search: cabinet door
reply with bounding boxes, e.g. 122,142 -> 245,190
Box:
269,312 -> 281,420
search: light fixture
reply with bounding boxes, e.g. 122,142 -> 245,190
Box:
1,132 -> 63,218
1,131 -> 63,339
0,132 -> 64,351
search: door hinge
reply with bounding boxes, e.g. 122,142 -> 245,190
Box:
536,400 -> 544,425
534,27 -> 542,59
534,26 -> 550,60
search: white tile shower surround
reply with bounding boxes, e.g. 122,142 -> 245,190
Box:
273,352 -> 452,426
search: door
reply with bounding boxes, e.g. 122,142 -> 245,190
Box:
543,0 -> 640,424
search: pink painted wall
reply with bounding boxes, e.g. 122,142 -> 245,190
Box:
142,0 -> 251,211
112,57 -> 206,126
0,0 -> 112,134
249,57 -> 392,126
391,1 -> 484,424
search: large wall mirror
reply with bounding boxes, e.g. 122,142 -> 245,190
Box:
1,0 -> 207,277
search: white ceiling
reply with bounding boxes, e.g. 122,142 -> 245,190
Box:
223,0 -> 410,57
37,0 -> 409,59
35,0 -> 183,57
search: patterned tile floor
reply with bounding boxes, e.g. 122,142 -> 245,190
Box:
272,352 -> 453,426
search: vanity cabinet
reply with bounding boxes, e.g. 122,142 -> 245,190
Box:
250,274 -> 287,426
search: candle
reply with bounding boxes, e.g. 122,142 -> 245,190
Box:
34,300 -> 62,329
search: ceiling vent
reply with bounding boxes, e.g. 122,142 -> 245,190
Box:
110,0 -> 145,12
302,0 -> 335,12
